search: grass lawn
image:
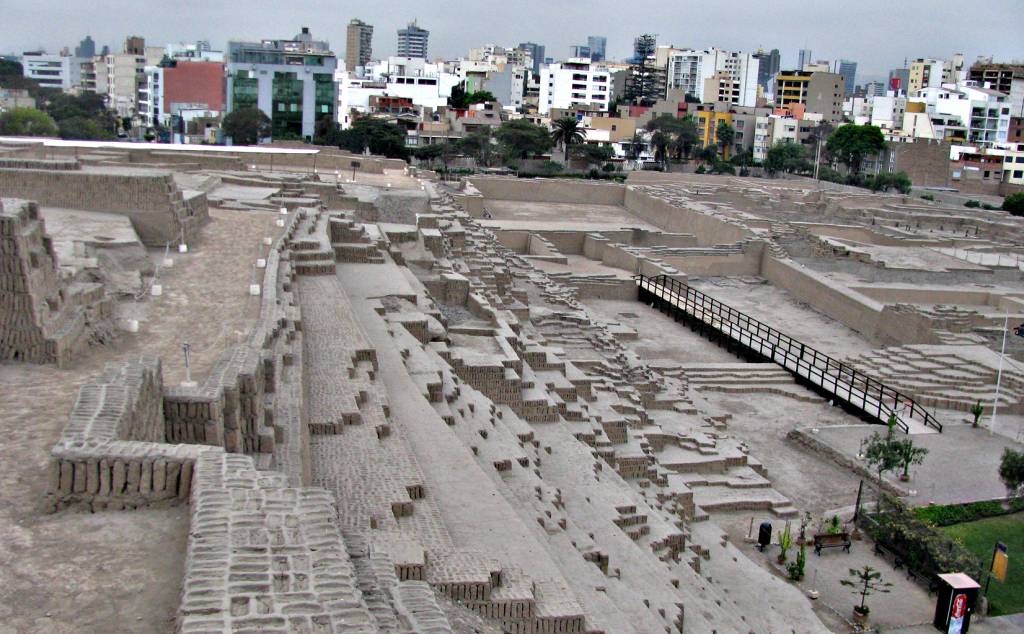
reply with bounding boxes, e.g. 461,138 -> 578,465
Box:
940,512 -> 1024,616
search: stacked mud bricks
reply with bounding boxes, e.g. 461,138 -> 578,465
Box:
0,198 -> 94,366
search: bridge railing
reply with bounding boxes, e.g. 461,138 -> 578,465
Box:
634,274 -> 943,433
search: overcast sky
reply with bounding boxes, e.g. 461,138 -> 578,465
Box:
3,0 -> 1021,82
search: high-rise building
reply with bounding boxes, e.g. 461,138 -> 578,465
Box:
75,36 -> 95,59
345,19 -> 373,72
587,36 -> 607,62
538,58 -> 612,114
226,27 -> 338,140
753,48 -> 781,94
775,70 -> 844,122
518,42 -> 545,75
797,48 -> 812,71
21,51 -> 80,91
397,21 -> 429,59
665,48 -> 760,106
834,59 -> 857,96
569,45 -> 591,60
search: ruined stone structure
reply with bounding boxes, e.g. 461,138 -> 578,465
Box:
0,197 -> 111,365
4,141 -> 1023,633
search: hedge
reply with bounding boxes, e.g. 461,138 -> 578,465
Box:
913,498 -> 1024,527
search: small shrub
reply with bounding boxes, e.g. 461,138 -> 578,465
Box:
695,164 -> 706,174
920,193 -> 935,201
602,162 -> 616,173
827,515 -> 842,535
787,544 -> 807,581
1004,191 -> 1024,216
982,202 -> 998,210
964,199 -> 981,208
539,160 -> 562,175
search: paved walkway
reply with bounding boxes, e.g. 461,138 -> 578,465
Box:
814,424 -> 1024,505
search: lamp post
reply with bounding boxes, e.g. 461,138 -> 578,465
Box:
989,313 -> 1008,436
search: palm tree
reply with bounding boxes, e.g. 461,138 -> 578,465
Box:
650,130 -> 670,168
715,121 -> 735,160
551,116 -> 586,162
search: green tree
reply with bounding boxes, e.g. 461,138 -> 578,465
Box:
624,132 -> 644,161
863,431 -> 901,484
867,171 -> 912,194
650,130 -> 670,168
1003,192 -> 1024,217
550,116 -> 586,162
467,90 -> 495,105
840,565 -> 892,616
1000,448 -> 1024,499
572,143 -> 614,166
971,400 -> 984,428
334,117 -> 409,159
646,114 -> 699,161
412,143 -> 445,166
695,145 -> 718,164
715,120 -> 735,159
223,107 -> 272,145
314,115 -> 341,145
494,119 -> 552,160
457,127 -> 494,166
763,142 -> 807,176
58,116 -> 115,140
826,124 -> 885,176
0,107 -> 58,136
892,438 -> 929,480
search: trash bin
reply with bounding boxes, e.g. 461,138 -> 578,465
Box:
758,521 -> 772,551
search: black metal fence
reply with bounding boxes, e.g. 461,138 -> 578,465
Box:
634,274 -> 943,433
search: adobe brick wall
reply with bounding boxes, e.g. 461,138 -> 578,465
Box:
0,167 -> 209,245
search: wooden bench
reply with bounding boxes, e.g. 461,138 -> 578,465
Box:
813,532 -> 851,555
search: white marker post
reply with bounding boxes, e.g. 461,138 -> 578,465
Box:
181,342 -> 197,388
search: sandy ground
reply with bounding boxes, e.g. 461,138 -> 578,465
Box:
688,277 -> 878,360
813,423 -> 1024,506
0,207 -> 281,633
529,254 -> 635,279
480,200 -> 659,232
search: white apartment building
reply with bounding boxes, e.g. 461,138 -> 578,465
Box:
752,114 -> 799,162
538,58 -> 610,115
21,52 -> 80,91
912,82 -> 1011,147
337,57 -> 459,126
664,48 -> 758,106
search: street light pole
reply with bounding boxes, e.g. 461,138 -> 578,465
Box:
990,313 -> 1008,436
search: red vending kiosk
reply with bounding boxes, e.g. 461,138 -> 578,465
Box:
933,573 -> 980,633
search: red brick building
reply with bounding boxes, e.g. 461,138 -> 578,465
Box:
163,61 -> 225,116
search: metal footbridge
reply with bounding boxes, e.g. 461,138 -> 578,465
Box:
634,274 -> 943,434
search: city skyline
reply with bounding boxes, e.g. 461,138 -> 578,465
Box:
2,0 -> 1020,83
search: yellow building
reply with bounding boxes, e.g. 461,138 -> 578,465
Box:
694,109 -> 734,157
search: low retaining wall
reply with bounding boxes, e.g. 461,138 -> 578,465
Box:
624,187 -> 751,246
0,167 -> 207,245
761,257 -> 883,341
470,176 -> 626,205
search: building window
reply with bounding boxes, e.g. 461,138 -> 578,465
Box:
272,71 -> 304,138
231,70 -> 259,110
